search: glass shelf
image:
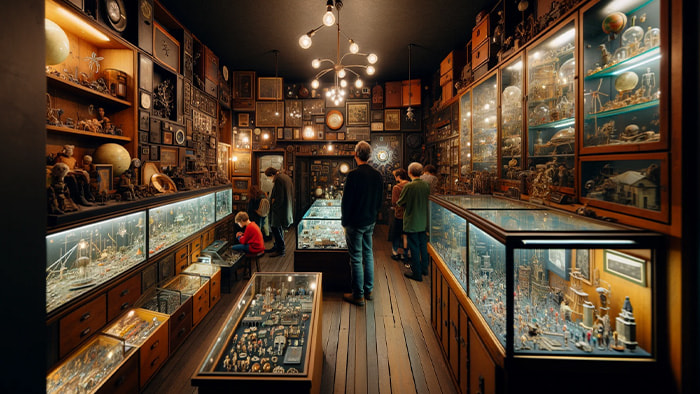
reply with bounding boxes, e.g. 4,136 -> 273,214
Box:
584,47 -> 661,80
528,117 -> 575,130
585,99 -> 659,119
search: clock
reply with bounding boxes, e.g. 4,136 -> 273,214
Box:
103,0 -> 127,32
175,127 -> 186,145
326,110 -> 344,130
140,92 -> 151,110
253,128 -> 261,135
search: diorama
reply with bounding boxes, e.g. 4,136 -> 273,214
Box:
148,192 -> 217,256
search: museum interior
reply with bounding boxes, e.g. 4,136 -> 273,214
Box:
2,0 -> 700,393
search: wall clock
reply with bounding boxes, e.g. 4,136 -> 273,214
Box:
326,110 -> 344,130
103,0 -> 127,32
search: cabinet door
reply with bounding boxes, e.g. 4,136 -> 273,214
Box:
459,306 -> 469,394
431,261 -> 438,331
441,275 -> 450,352
209,270 -> 221,306
448,289 -> 460,380
469,323 -> 497,394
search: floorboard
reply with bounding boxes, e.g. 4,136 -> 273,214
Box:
142,225 -> 458,394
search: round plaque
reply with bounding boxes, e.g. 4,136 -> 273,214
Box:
175,128 -> 185,145
326,110 -> 344,130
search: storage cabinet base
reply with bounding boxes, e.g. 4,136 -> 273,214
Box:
294,250 -> 350,292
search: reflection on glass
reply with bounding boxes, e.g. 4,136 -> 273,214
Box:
216,189 -> 233,221
459,91 -> 472,176
430,201 -> 467,287
471,209 -> 623,232
439,195 -> 541,210
471,74 -> 498,173
501,57 -> 523,179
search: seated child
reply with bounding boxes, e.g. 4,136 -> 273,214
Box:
232,211 -> 265,254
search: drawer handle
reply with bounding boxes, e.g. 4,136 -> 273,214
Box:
444,320 -> 448,327
178,327 -> 187,337
115,375 -> 126,387
80,312 -> 91,322
121,302 -> 130,310
80,327 -> 91,338
476,30 -> 481,37
178,312 -> 186,321
150,356 -> 160,367
151,340 -> 159,350
120,288 -> 130,297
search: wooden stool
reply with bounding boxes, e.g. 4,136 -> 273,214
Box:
243,251 -> 264,278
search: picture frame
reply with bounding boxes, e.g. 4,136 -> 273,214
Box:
284,128 -> 293,140
303,99 -> 325,120
255,102 -> 284,127
384,109 -> 401,130
162,131 -> 173,145
371,122 -> 384,132
574,249 -> 592,285
257,77 -> 283,100
234,71 -> 255,99
160,146 -> 178,168
546,249 -> 572,279
604,249 -> 646,286
231,177 -> 250,193
346,101 -> 370,126
238,113 -> 250,127
277,127 -> 284,140
285,100 -> 303,127
371,110 -> 384,121
95,164 -> 113,193
294,128 -> 301,139
217,143 -> 231,178
400,107 -> 422,131
346,127 -> 370,141
139,111 -> 150,131
153,22 -> 180,73
234,128 -> 252,150
232,152 -> 251,176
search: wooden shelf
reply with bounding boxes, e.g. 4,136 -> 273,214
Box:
47,125 -> 131,142
47,74 -> 131,107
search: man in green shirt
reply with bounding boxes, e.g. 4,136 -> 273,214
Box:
397,162 -> 430,281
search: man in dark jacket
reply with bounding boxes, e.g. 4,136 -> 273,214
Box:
341,141 -> 383,306
264,167 -> 294,257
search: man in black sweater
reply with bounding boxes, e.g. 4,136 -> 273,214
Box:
341,141 -> 384,306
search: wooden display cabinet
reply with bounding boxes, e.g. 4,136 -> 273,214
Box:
183,262 -> 222,307
161,274 -> 210,327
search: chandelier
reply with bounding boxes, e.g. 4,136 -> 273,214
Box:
298,0 -> 378,105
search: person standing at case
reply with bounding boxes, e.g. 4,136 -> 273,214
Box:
390,168 -> 410,261
398,162 -> 430,281
264,167 -> 293,257
341,141 -> 384,306
247,185 -> 269,233
420,164 -> 439,194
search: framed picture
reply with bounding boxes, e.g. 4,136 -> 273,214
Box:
284,128 -> 293,140
546,249 -> 571,279
371,110 -> 384,121
217,143 -> 231,178
139,111 -> 150,131
294,128 -> 301,139
160,146 -> 178,168
153,23 -> 180,73
604,250 -> 647,286
257,77 -> 283,100
384,109 -> 401,130
574,249 -> 592,284
255,102 -> 284,127
234,71 -> 255,99
277,127 -> 284,140
285,100 -> 302,127
346,127 -> 370,141
303,99 -> 325,119
232,152 -> 251,176
231,177 -> 250,193
238,113 -> 250,127
337,132 -> 346,140
95,164 -> 113,193
400,107 -> 422,131
346,101 -> 370,126
234,128 -> 252,150
162,131 -> 173,145
371,122 -> 384,131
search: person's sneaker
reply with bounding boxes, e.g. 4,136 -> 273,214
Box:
265,248 -> 276,253
343,293 -> 365,306
364,291 -> 373,301
404,272 -> 422,282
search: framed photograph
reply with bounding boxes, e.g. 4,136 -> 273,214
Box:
150,145 -> 159,161
238,113 -> 250,127
346,101 -> 370,126
95,164 -> 113,193
257,77 -> 283,100
217,143 -> 231,178
371,110 -> 384,121
139,111 -> 150,131
234,71 -> 255,99
314,115 -> 325,124
346,127 -> 370,141
153,23 -> 180,73
294,128 -> 301,139
285,100 -> 303,127
160,146 -> 178,168
546,249 -> 571,279
284,128 -> 293,140
231,177 -> 250,193
232,152 -> 251,176
384,109 -> 401,130
337,132 -> 346,140
604,250 -> 647,286
255,102 -> 284,127
574,249 -> 592,284
162,131 -> 173,145
277,127 -> 284,140
234,128 -> 252,150
303,99 -> 325,119
371,122 -> 384,131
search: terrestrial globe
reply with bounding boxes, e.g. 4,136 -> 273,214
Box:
602,12 -> 627,35
45,19 -> 69,65
93,143 -> 131,176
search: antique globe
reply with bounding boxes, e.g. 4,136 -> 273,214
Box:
45,18 -> 69,65
93,143 -> 131,176
602,12 -> 627,35
615,71 -> 639,93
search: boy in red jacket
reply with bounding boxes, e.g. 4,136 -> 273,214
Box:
232,211 -> 264,254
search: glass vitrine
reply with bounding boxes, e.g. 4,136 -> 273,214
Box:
459,90 -> 472,176
471,73 -> 498,173
216,188 -> 233,221
198,192 -> 216,228
46,211 -> 147,313
429,195 -> 662,358
161,273 -> 208,296
103,308 -> 168,347
297,199 -> 346,250
184,262 -> 221,278
581,0 -> 662,153
193,273 -> 322,391
500,55 -> 524,180
148,192 -> 216,256
137,287 -> 189,315
526,19 -> 577,190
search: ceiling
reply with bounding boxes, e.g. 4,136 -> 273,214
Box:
159,0 -> 492,84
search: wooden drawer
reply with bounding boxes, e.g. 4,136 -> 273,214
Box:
139,320 -> 170,388
459,306 -> 469,394
107,274 -> 141,321
59,295 -> 107,357
472,41 -> 489,68
442,84 -> 454,102
441,275 -> 449,353
190,248 -> 201,263
401,79 -> 421,106
472,17 -> 489,49
440,52 -> 455,76
469,323 -> 497,394
175,245 -> 189,275
209,270 -> 222,307
192,284 -> 210,327
384,81 -> 402,108
191,236 -> 202,252
169,298 -> 193,354
96,350 -> 139,394
448,289 -> 460,380
439,72 -> 453,87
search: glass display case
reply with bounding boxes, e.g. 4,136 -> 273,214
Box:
297,199 -> 346,250
148,192 -> 216,256
581,0 -> 662,153
216,188 -> 233,221
183,262 -> 222,278
526,19 -> 577,190
192,273 -> 323,392
459,90 -> 472,176
138,288 -> 189,316
161,273 -> 207,296
429,195 -> 662,358
46,211 -> 147,313
47,334 -> 133,394
500,55 -> 524,180
471,73 -> 498,173
103,308 -> 168,347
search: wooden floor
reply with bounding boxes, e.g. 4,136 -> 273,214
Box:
143,225 -> 458,394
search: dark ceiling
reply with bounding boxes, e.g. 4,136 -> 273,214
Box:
159,0 -> 492,84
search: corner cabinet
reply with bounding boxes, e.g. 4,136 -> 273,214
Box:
428,194 -> 665,393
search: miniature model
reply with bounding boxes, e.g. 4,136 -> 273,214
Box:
47,163 -> 79,214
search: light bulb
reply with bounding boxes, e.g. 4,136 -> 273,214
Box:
299,34 -> 312,49
326,90 -> 332,97
311,59 -> 320,68
340,79 -> 347,88
311,79 -> 319,89
355,78 -> 363,88
323,8 -> 335,26
367,53 -> 378,64
327,144 -> 334,151
233,155 -> 238,162
339,90 -> 345,96
263,133 -> 269,140
338,68 -> 346,78
366,65 -> 375,75
349,40 -> 359,54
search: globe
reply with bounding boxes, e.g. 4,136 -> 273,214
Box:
45,18 -> 69,65
502,86 -> 522,107
615,71 -> 639,93
93,143 -> 131,176
602,12 -> 627,35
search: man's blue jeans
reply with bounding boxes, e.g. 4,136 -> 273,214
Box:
406,231 -> 428,277
344,223 -> 375,298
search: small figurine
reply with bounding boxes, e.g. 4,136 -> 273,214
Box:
48,163 -> 80,214
599,44 -> 611,67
